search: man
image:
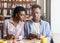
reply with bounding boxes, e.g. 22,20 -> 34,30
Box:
24,4 -> 51,41
3,6 -> 26,40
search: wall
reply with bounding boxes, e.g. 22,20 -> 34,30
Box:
51,0 -> 60,33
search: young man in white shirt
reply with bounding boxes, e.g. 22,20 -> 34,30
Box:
3,6 -> 26,40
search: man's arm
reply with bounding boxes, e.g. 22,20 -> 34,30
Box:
45,22 -> 51,41
24,21 -> 29,38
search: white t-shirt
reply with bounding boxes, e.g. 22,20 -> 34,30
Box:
31,22 -> 41,35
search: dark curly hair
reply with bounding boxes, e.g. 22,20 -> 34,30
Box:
12,6 -> 26,18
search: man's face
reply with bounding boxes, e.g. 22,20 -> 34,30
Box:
32,8 -> 41,20
17,11 -> 26,21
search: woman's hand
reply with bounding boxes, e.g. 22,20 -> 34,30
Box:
4,34 -> 15,40
13,38 -> 21,43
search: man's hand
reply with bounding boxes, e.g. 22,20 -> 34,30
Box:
36,34 -> 41,40
26,33 -> 40,40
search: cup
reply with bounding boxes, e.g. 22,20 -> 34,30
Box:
40,36 -> 47,43
0,39 -> 8,43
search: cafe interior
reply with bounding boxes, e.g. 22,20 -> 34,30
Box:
0,0 -> 59,43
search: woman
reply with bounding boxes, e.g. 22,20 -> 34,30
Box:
3,6 -> 26,40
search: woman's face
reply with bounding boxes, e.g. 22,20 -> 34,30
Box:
17,11 -> 26,21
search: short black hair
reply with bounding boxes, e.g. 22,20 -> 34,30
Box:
31,4 -> 41,9
12,6 -> 26,17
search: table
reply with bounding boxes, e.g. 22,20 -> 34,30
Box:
22,39 -> 49,43
0,39 -> 50,43
23,39 -> 40,43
